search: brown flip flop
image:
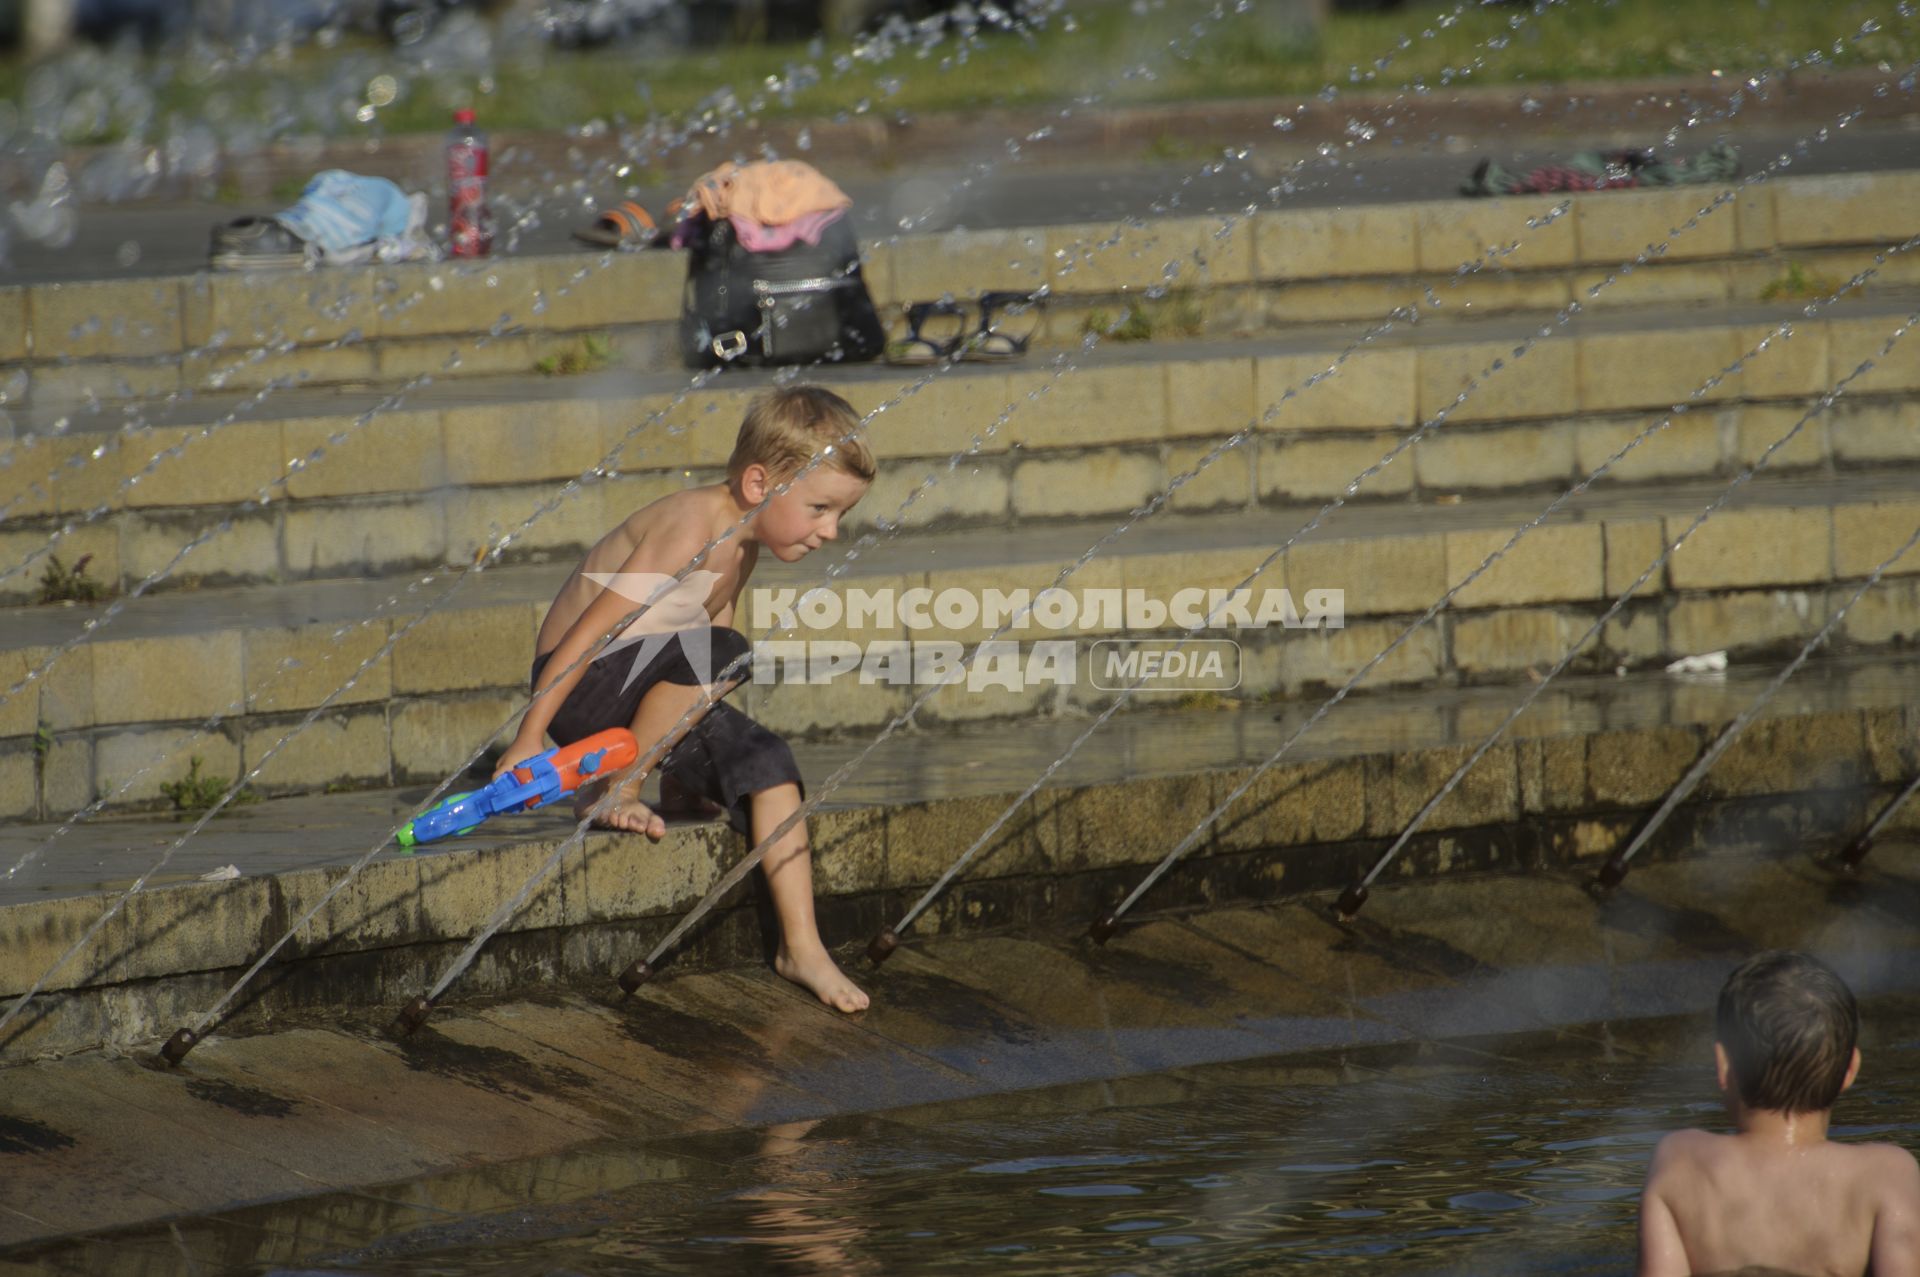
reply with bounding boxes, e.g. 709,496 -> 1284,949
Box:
573,200 -> 663,249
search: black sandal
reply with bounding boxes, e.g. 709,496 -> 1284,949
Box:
885,298 -> 969,365
961,289 -> 1045,362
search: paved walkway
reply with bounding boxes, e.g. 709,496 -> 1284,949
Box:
9,123 -> 1919,285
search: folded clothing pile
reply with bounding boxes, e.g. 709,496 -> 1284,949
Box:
670,159 -> 853,251
210,171 -> 431,270
1461,143 -> 1741,197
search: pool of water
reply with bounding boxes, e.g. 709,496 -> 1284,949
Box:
284,1000 -> 1920,1277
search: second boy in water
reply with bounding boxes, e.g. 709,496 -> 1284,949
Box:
1637,950 -> 1920,1276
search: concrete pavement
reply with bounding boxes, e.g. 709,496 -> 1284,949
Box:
13,124 -> 1920,284
6,58 -> 1919,285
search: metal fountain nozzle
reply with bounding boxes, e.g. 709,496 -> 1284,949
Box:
617,959 -> 654,995
1595,856 -> 1630,891
1332,883 -> 1369,922
1835,832 -> 1874,875
159,1028 -> 198,1066
1087,913 -> 1118,945
866,929 -> 899,966
390,996 -> 434,1037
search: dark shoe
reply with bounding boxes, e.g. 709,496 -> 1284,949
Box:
209,217 -> 310,271
885,298 -> 968,365
960,289 -> 1044,361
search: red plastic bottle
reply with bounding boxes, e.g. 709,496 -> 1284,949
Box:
446,107 -> 491,258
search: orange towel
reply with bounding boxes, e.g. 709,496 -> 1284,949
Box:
683,160 -> 851,227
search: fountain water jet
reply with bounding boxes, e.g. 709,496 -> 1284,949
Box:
1594,516 -> 1920,891
1836,770 -> 1920,874
11,0 -> 1904,1052
108,0 -> 1635,1036
883,159 -> 1920,953
0,2 -> 1113,591
154,342 -> 1080,1058
395,43 -> 1920,1008
1340,308 -> 1920,920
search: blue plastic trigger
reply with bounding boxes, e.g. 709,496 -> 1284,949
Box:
579,746 -> 608,776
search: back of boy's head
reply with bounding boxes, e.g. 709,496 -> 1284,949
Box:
1715,950 -> 1858,1113
728,385 -> 875,485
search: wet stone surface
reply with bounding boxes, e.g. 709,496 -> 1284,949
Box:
1,850 -> 1916,1256
5,654 -> 1917,908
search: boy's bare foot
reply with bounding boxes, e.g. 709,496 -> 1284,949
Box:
573,790 -> 667,840
775,945 -> 870,1014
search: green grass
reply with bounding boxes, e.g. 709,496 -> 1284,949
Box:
1759,260 -> 1845,301
535,332 -> 614,376
1086,289 -> 1206,342
37,553 -> 107,605
1170,690 -> 1236,712
2,0 -> 1909,145
158,755 -> 259,815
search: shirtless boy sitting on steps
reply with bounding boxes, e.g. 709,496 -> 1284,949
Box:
493,385 -> 872,1014
1637,950 -> 1919,1276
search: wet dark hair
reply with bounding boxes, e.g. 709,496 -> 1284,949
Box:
1715,951 -> 1858,1114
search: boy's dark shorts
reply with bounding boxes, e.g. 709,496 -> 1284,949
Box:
530,627 -> 802,836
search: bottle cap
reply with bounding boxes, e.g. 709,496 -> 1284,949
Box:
453,108 -> 476,125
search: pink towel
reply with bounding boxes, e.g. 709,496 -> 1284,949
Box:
683,160 -> 851,226
729,208 -> 847,252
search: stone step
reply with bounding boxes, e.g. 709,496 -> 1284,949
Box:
3,652 -> 1916,1067
4,468 -> 1919,820
4,292 -> 1917,602
1,170 -> 1914,407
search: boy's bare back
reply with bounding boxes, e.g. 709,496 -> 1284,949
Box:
1639,1127 -> 1920,1276
535,486 -> 757,660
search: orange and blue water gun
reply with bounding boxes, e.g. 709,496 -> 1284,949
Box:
396,728 -> 640,850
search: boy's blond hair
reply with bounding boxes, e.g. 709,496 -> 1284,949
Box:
727,386 -> 874,485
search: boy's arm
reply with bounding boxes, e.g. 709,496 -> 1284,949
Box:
1869,1146 -> 1920,1277
1637,1136 -> 1692,1277
497,530 -> 711,775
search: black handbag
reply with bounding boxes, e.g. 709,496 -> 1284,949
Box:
679,214 -> 886,369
